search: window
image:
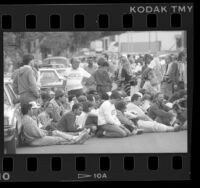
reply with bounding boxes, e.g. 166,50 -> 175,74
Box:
40,71 -> 60,85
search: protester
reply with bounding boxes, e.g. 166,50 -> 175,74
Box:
56,103 -> 89,133
65,57 -> 91,98
12,54 -> 40,104
93,57 -> 112,96
96,91 -> 131,138
20,103 -> 90,146
47,89 -> 66,123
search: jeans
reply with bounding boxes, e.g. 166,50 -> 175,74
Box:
137,120 -> 175,133
98,124 -> 129,138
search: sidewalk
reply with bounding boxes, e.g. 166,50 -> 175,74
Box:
16,131 -> 187,154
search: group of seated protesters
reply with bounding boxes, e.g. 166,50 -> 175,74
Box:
19,85 -> 187,147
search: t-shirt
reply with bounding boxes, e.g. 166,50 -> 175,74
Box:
65,67 -> 91,91
98,100 -> 121,126
56,111 -> 82,132
126,102 -> 146,117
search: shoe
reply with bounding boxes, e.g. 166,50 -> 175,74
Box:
74,133 -> 90,144
173,123 -> 182,132
96,129 -> 106,137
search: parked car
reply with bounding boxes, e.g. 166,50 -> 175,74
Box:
39,68 -> 67,93
4,76 -> 22,154
43,56 -> 71,68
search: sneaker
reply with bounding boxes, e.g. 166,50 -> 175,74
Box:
173,123 -> 182,132
132,129 -> 143,135
74,133 -> 90,144
96,129 -> 106,137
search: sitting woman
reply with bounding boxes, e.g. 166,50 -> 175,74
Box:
20,103 -> 90,146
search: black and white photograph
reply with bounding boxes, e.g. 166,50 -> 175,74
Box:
3,31 -> 187,154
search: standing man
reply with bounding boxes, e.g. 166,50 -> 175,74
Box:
65,58 -> 91,98
83,57 -> 97,92
12,54 -> 40,104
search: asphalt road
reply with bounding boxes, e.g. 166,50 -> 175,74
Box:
16,130 -> 187,154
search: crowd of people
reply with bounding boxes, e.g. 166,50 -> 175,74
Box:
9,50 -> 188,147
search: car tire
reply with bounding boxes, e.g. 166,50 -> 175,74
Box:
6,136 -> 16,154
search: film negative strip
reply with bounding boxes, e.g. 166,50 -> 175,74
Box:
0,2 -> 193,182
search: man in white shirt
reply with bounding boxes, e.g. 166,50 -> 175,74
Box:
96,91 -> 130,137
65,58 -> 91,98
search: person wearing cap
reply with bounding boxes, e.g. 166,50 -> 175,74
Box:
64,58 -> 91,98
12,54 -> 40,104
20,103 -> 90,146
93,57 -> 112,97
47,89 -> 66,123
96,91 -> 130,138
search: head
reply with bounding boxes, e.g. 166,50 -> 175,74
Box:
101,92 -> 109,101
88,58 -> 93,67
143,54 -> 153,65
153,92 -> 165,104
110,91 -> 122,105
131,94 -> 142,106
178,51 -> 186,62
82,101 -> 94,113
55,89 -> 66,103
21,103 -> 33,116
72,103 -> 83,116
22,54 -> 34,66
97,57 -> 107,67
29,101 -> 41,116
71,58 -> 80,70
165,55 -> 173,64
77,95 -> 87,104
41,92 -> 51,104
115,101 -> 127,113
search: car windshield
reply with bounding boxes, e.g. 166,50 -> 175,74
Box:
40,70 -> 60,85
44,58 -> 68,66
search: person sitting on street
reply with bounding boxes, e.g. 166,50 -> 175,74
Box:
46,89 -> 66,123
96,91 -> 131,138
126,94 -> 182,133
20,103 -> 90,146
115,101 -> 143,135
56,103 -> 89,134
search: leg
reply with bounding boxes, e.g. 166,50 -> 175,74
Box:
100,124 -> 127,138
137,120 -> 176,133
29,136 -> 68,146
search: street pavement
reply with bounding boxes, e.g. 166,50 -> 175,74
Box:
16,130 -> 187,154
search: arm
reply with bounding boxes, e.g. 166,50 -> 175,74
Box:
150,105 -> 172,119
117,111 -> 134,127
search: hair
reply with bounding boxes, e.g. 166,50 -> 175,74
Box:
55,90 -> 65,100
82,101 -> 93,113
115,101 -> 127,111
77,95 -> 87,103
110,91 -> 121,100
22,54 -> 34,66
178,51 -> 186,61
21,103 -> 32,115
86,94 -> 95,102
101,92 -> 109,100
68,94 -> 76,102
139,89 -> 146,95
153,92 -> 163,102
72,103 -> 82,112
41,92 -> 51,101
131,93 -> 141,102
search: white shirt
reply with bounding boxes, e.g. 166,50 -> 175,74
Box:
126,102 -> 145,117
65,67 -> 91,91
98,100 -> 121,126
76,112 -> 88,129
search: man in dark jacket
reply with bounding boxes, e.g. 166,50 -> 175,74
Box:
148,92 -> 175,126
12,54 -> 40,104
